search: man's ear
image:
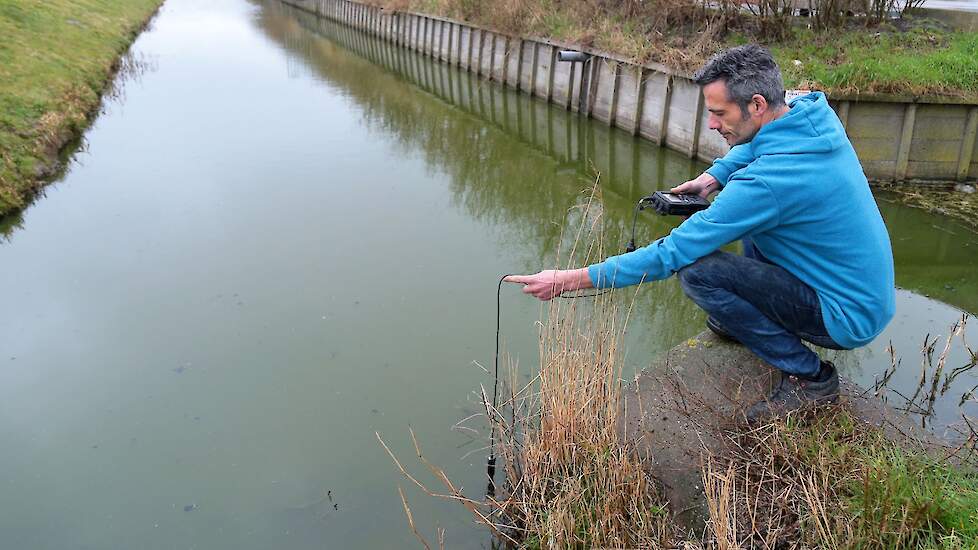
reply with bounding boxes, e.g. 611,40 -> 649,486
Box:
751,94 -> 768,117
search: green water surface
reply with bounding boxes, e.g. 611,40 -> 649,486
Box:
0,1 -> 975,548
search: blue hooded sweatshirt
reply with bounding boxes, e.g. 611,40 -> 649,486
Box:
588,92 -> 895,349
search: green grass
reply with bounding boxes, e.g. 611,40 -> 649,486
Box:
0,0 -> 163,218
382,0 -> 978,101
714,408 -> 978,549
769,22 -> 978,98
850,444 -> 978,548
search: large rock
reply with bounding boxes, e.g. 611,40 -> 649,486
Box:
621,331 -> 939,534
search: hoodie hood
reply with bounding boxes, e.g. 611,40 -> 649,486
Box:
749,92 -> 846,157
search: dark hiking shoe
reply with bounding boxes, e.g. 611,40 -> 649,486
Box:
746,361 -> 840,424
706,316 -> 739,343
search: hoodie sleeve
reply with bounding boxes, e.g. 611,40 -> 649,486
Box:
588,175 -> 781,288
705,143 -> 754,188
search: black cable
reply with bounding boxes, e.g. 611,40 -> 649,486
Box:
487,274 -> 511,496
626,196 -> 654,253
488,275 -> 610,496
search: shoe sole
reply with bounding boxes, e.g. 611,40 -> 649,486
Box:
706,317 -> 740,344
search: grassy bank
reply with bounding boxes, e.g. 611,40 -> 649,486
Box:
375,0 -> 978,100
0,0 -> 163,219
704,408 -> 978,548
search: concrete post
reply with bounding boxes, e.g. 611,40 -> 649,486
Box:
957,106 -> 978,182
501,37 -> 510,85
455,24 -> 463,67
690,89 -> 705,159
566,62 -> 575,111
657,74 -> 673,145
440,21 -> 448,62
546,46 -> 556,102
488,34 -> 497,82
514,39 -> 524,92
585,58 -> 599,118
577,60 -> 590,114
632,67 -> 647,136
476,30 -> 485,77
466,27 -> 474,70
408,14 -> 414,49
454,24 -> 462,67
529,42 -> 539,97
399,13 -> 406,46
895,104 -> 917,181
445,22 -> 453,63
414,15 -> 421,52
608,62 -> 621,127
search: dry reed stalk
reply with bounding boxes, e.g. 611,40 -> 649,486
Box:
879,314 -> 976,427
799,471 -> 844,548
702,458 -> 739,549
485,184 -> 670,548
398,486 -> 434,550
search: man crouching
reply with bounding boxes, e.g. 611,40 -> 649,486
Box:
504,44 -> 895,423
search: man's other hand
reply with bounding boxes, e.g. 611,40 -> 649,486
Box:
503,268 -> 593,301
670,172 -> 719,198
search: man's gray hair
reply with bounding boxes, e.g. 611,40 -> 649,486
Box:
693,44 -> 786,118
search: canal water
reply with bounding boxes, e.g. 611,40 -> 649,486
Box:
1,0 -> 975,548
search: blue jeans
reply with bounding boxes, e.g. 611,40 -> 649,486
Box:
677,240 -> 845,377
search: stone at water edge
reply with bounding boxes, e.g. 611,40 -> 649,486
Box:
620,331 -> 944,536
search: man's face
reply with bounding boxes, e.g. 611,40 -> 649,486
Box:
703,81 -> 760,146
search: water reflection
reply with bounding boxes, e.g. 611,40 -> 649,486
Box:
257,0 -> 714,354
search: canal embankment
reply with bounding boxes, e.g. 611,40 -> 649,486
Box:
0,0 -> 164,222
283,0 -> 978,229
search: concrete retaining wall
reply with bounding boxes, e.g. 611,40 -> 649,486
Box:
284,0 -> 978,185
278,6 -> 707,201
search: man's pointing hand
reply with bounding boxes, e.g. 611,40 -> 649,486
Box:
503,268 -> 594,301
